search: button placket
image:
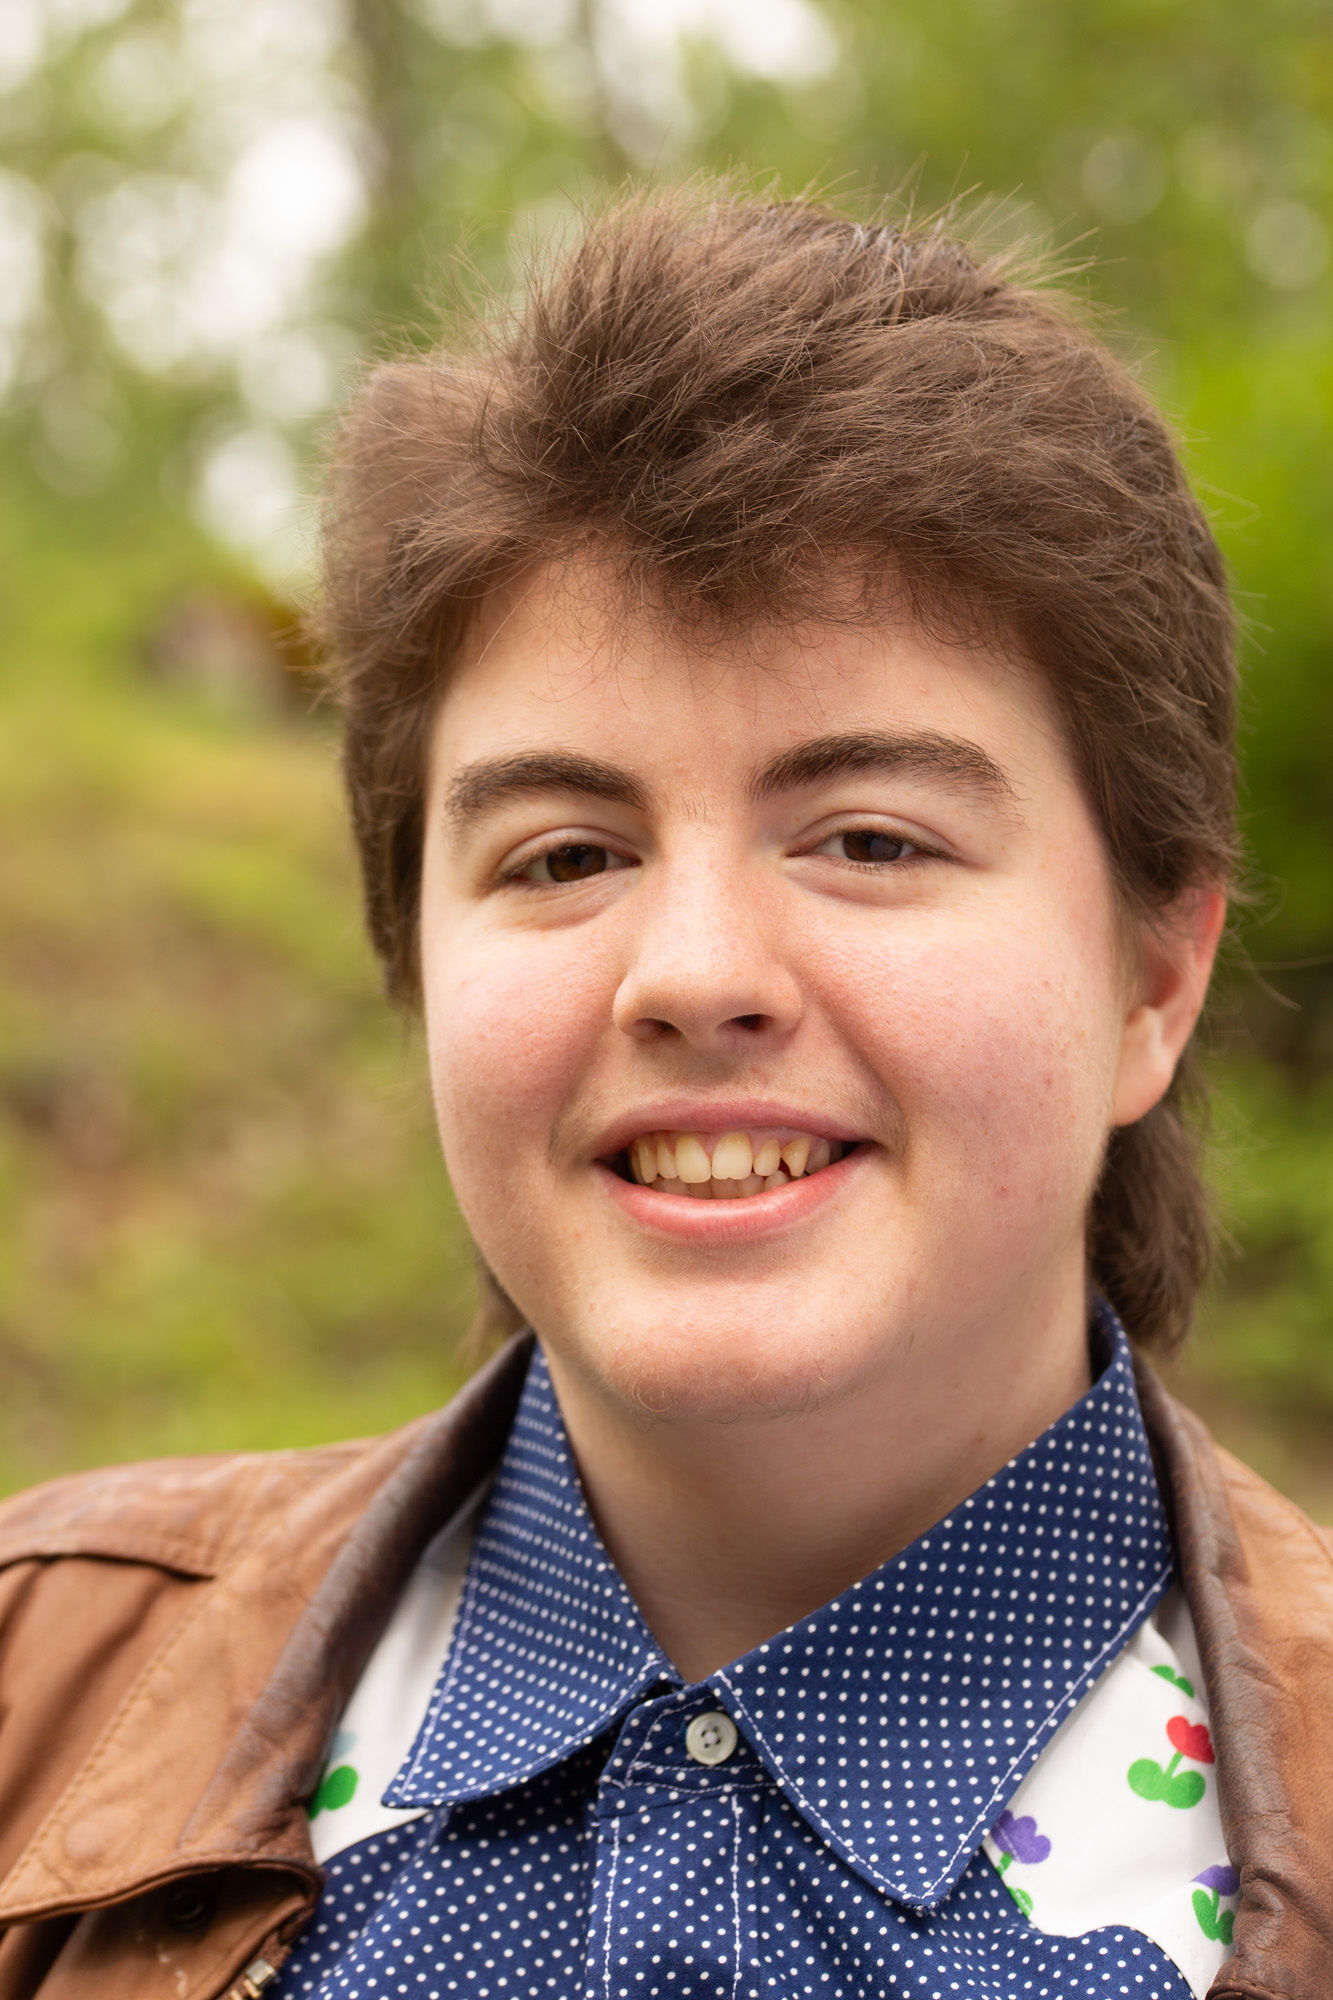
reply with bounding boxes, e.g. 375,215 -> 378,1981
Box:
585,1772 -> 751,1999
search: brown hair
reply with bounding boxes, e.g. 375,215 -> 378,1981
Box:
318,185 -> 1240,1356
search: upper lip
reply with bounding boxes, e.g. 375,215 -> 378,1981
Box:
592,1101 -> 872,1161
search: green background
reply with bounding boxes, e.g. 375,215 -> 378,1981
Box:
1,0 -> 1330,1505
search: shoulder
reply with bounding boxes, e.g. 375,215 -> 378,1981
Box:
0,1434 -> 409,1859
0,1441 -> 390,1894
1206,1432 -> 1333,1596
0,1333 -> 532,1599
1211,1437 -> 1333,1541
0,1342 -> 532,1900
1135,1355 -> 1333,1572
0,1435 -> 390,1581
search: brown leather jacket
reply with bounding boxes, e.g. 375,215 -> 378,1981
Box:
0,1336 -> 1329,2000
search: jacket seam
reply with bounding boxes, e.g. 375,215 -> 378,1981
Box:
0,1537 -> 218,1578
0,1852 -> 321,1927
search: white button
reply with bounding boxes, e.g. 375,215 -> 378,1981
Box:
685,1711 -> 738,1766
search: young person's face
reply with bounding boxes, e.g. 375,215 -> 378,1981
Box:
420,561 -> 1218,1428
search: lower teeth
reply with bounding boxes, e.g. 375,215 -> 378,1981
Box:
644,1172 -> 790,1199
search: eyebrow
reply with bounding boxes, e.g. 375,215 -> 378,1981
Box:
445,752 -> 651,829
750,730 -> 1018,810
444,729 -> 1018,833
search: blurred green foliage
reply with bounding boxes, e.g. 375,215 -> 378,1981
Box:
0,0 -> 1330,1503
0,607 -> 476,1489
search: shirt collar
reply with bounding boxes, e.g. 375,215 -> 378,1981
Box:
387,1303 -> 1173,1910
386,1350 -> 670,1810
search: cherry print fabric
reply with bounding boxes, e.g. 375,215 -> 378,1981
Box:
980,1582 -> 1238,1990
278,1306 -> 1233,2000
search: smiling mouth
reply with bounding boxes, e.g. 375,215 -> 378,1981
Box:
608,1129 -> 856,1200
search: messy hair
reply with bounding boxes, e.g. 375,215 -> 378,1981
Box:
318,186 -> 1240,1357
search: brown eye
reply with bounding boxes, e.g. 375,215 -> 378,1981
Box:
520,843 -> 632,884
546,844 -> 607,881
835,829 -> 912,864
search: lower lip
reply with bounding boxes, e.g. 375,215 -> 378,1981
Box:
595,1146 -> 869,1243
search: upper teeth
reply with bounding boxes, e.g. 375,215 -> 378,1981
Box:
626,1129 -> 841,1197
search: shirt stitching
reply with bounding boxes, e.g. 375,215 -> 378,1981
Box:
715,1554 -> 1174,1906
729,1791 -> 743,2000
397,1554 -> 485,1791
601,1807 -> 623,2000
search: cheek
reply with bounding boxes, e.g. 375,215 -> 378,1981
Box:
818,905 -> 1126,1187
422,924 -> 610,1180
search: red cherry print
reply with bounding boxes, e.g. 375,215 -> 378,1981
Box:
1166,1715 -> 1215,1764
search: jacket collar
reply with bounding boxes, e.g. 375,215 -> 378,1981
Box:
387,1311 -> 1173,1910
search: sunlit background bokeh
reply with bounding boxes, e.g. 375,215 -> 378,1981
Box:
1,0 -> 1330,1502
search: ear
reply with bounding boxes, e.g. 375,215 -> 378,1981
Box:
1112,887 -> 1227,1127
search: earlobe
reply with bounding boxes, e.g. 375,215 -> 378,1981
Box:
1111,887 -> 1227,1127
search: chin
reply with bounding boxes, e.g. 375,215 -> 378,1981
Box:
568,1306 -> 877,1427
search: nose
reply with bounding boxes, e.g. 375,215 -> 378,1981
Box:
611,848 -> 803,1053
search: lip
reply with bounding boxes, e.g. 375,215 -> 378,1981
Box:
592,1100 -> 871,1163
594,1143 -> 871,1243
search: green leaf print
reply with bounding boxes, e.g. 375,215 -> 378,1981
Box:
1127,1754 -> 1206,1809
308,1762 -> 359,1818
1128,1717 -> 1213,1809
1192,1887 -> 1236,1946
1151,1664 -> 1195,1699
995,1849 -> 1035,1919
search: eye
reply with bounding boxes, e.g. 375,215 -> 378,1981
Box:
511,842 -> 634,885
813,827 -> 922,865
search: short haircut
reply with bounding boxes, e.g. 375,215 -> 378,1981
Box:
318,185 -> 1240,1357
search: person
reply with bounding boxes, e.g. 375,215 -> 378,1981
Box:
0,186 -> 1329,2000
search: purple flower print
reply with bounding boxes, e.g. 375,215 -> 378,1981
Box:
1192,1863 -> 1240,1946
993,1810 -> 1052,1866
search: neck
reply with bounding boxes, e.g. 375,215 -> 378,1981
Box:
544,1290 -> 1094,1684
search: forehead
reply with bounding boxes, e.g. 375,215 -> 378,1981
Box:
427,558 -> 1076,809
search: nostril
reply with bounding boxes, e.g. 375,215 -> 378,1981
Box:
734,1014 -> 765,1031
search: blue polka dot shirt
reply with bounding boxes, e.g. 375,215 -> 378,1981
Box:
277,1303 -> 1190,1999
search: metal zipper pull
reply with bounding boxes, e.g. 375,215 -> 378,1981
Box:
226,1959 -> 278,1999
